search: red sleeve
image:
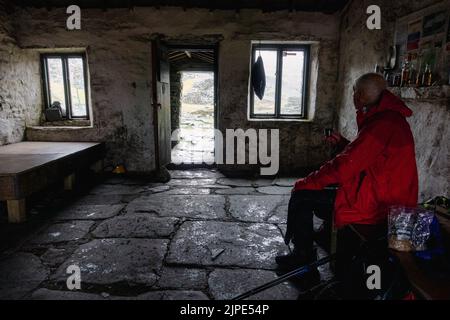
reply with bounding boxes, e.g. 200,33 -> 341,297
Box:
295,114 -> 397,190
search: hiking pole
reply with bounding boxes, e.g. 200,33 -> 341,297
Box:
231,254 -> 336,300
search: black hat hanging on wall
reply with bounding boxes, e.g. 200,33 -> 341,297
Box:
251,45 -> 266,100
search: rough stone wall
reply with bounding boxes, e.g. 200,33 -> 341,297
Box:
0,1 -> 41,145
170,69 -> 181,134
337,0 -> 449,200
11,7 -> 339,173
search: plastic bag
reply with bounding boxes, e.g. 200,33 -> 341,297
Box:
388,206 -> 434,252
251,55 -> 266,100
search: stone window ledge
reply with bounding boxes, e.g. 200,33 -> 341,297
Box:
388,85 -> 450,101
247,118 -> 314,123
26,126 -> 96,141
27,126 -> 94,131
38,119 -> 92,127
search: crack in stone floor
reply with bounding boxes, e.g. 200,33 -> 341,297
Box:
0,169 -> 332,300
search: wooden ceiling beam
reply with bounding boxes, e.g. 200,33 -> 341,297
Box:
169,51 -> 186,58
13,0 -> 349,13
196,53 -> 214,61
192,53 -> 214,64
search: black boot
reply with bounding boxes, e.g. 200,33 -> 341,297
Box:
275,248 -> 317,271
276,248 -> 321,292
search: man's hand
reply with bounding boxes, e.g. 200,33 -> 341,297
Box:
324,131 -> 345,146
293,178 -> 306,192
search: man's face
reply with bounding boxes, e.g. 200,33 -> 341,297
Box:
353,85 -> 365,110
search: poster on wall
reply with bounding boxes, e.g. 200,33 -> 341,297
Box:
407,19 -> 422,51
420,40 -> 437,67
422,11 -> 447,37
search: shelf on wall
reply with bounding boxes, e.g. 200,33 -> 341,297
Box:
388,85 -> 450,101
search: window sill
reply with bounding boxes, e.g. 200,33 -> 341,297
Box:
247,117 -> 313,123
39,119 -> 91,127
28,125 -> 94,131
26,125 -> 96,142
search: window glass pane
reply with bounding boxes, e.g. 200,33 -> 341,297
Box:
68,57 -> 87,117
253,49 -> 277,115
47,57 -> 66,115
280,50 -> 304,115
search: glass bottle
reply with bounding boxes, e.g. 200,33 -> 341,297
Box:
401,58 -> 410,87
415,65 -> 423,87
422,64 -> 432,87
408,63 -> 416,86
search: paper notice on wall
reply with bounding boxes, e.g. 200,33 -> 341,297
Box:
423,11 -> 447,37
420,40 -> 437,67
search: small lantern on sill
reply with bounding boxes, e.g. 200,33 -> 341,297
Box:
44,101 -> 63,122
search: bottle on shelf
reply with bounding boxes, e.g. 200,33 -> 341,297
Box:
408,63 -> 416,86
422,64 -> 432,87
401,58 -> 410,87
415,65 -> 423,87
394,73 -> 401,87
415,57 -> 423,87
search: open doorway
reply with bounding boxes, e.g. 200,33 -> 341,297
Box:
172,71 -> 215,164
168,47 -> 217,166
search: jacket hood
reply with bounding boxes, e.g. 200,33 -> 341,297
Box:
357,90 -> 413,128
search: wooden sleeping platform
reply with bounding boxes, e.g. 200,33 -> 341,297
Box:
0,141 -> 105,223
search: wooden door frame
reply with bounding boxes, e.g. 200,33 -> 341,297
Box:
151,39 -> 162,169
152,43 -> 219,167
151,39 -> 172,169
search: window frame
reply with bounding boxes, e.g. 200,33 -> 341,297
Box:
41,53 -> 90,120
249,43 -> 310,120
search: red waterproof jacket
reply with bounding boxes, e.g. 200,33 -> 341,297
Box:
295,90 -> 418,228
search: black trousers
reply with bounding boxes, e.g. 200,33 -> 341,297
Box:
285,189 -> 337,255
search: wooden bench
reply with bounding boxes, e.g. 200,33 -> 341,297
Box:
0,141 -> 105,223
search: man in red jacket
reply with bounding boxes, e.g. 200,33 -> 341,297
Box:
276,73 -> 418,271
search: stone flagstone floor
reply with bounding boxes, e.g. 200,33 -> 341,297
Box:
0,169 -> 331,300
